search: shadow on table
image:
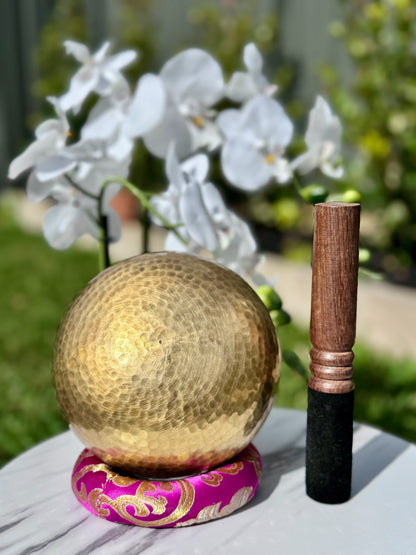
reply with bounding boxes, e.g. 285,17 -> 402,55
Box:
247,423 -> 410,509
248,445 -> 306,508
351,432 -> 410,498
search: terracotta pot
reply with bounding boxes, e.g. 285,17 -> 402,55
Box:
110,189 -> 139,222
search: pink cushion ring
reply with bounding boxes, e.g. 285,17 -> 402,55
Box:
71,444 -> 262,528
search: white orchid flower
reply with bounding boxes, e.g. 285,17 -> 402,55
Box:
127,49 -> 224,158
124,74 -> 167,139
214,212 -> 266,286
79,93 -> 134,162
58,41 -> 137,113
10,94 -> 131,200
201,192 -> 267,286
26,164 -> 122,250
42,191 -> 98,250
218,95 -> 294,191
150,146 -> 217,251
9,90 -> 131,250
8,97 -> 80,201
150,147 -> 224,249
40,155 -> 129,250
291,96 -> 343,178
226,43 -> 277,103
151,146 -> 265,284
26,136 -> 129,208
42,182 -> 121,250
8,98 -> 71,180
8,97 -> 78,205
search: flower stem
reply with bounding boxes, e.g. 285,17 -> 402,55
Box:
142,208 -> 150,253
98,214 -> 110,272
292,173 -> 303,197
100,176 -> 188,247
96,176 -> 187,272
65,174 -> 99,200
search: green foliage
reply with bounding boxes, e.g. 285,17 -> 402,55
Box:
0,201 -> 97,467
320,0 -> 416,281
186,0 -> 278,77
31,1 -> 87,109
282,349 -> 310,382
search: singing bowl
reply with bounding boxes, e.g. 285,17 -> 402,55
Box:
53,252 -> 280,478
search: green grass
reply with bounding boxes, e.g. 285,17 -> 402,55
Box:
1,201 -> 415,468
0,204 -> 98,467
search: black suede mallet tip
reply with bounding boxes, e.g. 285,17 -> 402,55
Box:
306,387 -> 354,504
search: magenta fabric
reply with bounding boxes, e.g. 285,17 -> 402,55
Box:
71,444 -> 262,527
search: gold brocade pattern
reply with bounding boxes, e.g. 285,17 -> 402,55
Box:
175,487 -> 253,527
220,462 -> 244,475
201,473 -> 223,487
89,482 -> 167,518
200,461 -> 243,486
89,480 -> 195,527
107,473 -> 140,487
72,464 -> 99,503
71,446 -> 261,527
72,456 -> 138,503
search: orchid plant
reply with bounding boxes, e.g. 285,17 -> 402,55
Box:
9,40 -> 346,341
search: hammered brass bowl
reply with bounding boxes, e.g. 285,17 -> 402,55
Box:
53,252 -> 280,478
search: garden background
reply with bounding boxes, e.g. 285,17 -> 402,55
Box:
1,0 -> 416,468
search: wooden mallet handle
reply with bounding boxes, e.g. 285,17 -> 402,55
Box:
306,202 -> 360,503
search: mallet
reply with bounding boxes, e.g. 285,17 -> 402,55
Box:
306,202 -> 360,504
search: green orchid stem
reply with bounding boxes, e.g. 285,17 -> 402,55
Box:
97,177 -> 188,271
292,173 -> 303,198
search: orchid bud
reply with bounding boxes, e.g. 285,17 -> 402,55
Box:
272,198 -> 300,229
359,248 -> 371,264
343,189 -> 361,203
257,285 -> 282,311
300,184 -> 329,205
269,309 -> 291,328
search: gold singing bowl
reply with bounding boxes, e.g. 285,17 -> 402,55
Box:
53,252 -> 280,478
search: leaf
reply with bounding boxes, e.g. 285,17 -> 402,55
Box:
282,349 -> 310,382
358,267 -> 384,281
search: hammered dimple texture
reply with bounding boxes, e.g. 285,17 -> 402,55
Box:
53,252 -> 280,478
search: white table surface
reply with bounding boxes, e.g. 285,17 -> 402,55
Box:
0,408 -> 415,555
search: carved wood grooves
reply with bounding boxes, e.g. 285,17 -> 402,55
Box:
309,203 -> 360,394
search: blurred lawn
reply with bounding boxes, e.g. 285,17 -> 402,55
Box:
1,201 -> 415,468
0,203 -> 97,467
